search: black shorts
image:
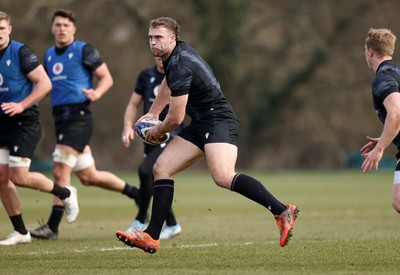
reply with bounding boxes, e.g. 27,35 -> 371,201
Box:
396,151 -> 400,172
53,102 -> 93,153
178,117 -> 239,151
143,123 -> 185,155
0,107 -> 41,158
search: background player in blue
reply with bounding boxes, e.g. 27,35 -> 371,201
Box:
29,9 -> 140,240
116,17 -> 299,253
0,11 -> 78,245
122,57 -> 181,239
361,28 -> 400,214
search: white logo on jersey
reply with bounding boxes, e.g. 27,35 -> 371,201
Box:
59,134 -> 64,141
6,60 -> 11,66
153,84 -> 160,98
205,133 -> 210,139
48,56 -> 52,62
68,53 -> 74,59
13,146 -> 19,152
150,77 -> 155,83
52,62 -> 64,75
0,73 -> 8,92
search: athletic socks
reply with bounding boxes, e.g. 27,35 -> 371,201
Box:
165,208 -> 178,226
122,182 -> 140,203
136,173 -> 154,223
230,173 -> 287,215
48,205 -> 64,233
10,214 -> 28,235
145,179 -> 174,239
50,183 -> 70,200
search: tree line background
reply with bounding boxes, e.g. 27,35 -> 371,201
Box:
2,0 -> 400,171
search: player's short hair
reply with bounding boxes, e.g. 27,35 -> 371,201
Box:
0,11 -> 11,24
149,17 -> 180,40
365,28 -> 396,57
52,9 -> 77,25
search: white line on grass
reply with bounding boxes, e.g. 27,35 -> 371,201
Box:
7,241 -> 256,255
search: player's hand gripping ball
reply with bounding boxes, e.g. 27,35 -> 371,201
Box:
134,118 -> 170,145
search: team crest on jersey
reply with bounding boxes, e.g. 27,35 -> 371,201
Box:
68,53 -> 74,59
150,76 -> 155,83
6,59 -> 11,66
52,62 -> 64,75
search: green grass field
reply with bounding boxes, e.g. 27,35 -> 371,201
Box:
0,170 -> 399,274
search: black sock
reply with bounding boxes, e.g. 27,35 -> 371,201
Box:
48,205 -> 64,233
165,208 -> 177,226
10,214 -> 28,235
231,173 -> 286,215
136,184 -> 152,223
136,165 -> 155,223
145,179 -> 174,239
122,182 -> 140,204
50,183 -> 70,200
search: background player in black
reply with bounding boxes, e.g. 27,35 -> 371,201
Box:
29,9 -> 140,240
122,57 -> 181,239
116,17 -> 299,253
0,11 -> 78,245
361,28 -> 400,214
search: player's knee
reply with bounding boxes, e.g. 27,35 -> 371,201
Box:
392,199 -> 400,214
8,172 -> 27,187
152,162 -> 162,178
0,173 -> 8,186
153,161 -> 172,179
77,173 -> 95,186
138,163 -> 152,179
8,156 -> 31,186
212,175 -> 231,189
52,167 -> 63,183
75,154 -> 96,186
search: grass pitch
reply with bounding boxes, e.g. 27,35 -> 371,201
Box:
0,170 -> 399,274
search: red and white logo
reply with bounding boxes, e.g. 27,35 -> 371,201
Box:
52,62 -> 64,75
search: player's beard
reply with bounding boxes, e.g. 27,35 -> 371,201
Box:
151,48 -> 162,57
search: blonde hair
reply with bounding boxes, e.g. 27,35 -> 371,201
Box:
365,28 -> 396,57
0,11 -> 11,24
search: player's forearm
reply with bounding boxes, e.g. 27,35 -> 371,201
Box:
378,113 -> 400,151
159,113 -> 183,134
123,105 -> 137,128
94,74 -> 113,98
20,79 -> 51,109
148,88 -> 170,117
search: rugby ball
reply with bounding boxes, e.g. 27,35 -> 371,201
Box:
134,118 -> 170,145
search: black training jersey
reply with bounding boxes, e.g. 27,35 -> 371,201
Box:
163,41 -> 237,121
372,60 -> 400,147
135,65 -> 168,120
